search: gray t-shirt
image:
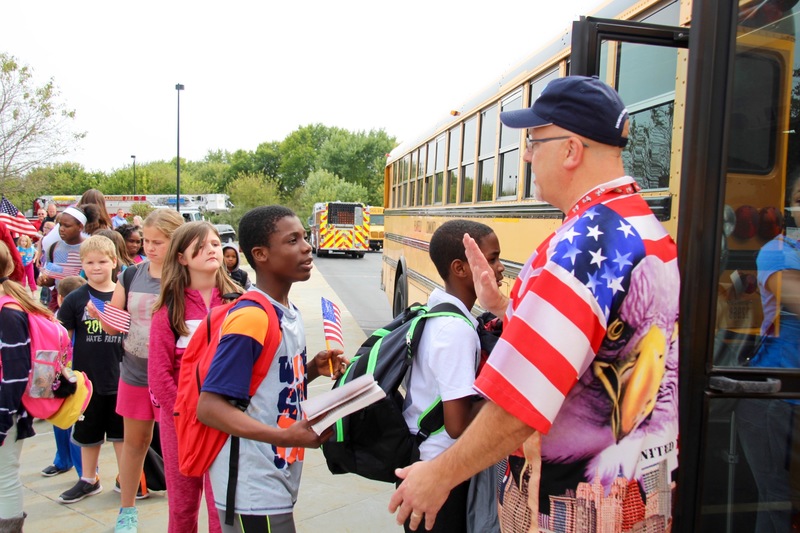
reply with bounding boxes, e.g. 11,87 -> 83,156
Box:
119,262 -> 161,387
206,289 -> 307,515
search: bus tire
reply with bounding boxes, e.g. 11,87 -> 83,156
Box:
393,271 -> 407,317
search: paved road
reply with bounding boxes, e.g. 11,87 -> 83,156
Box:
312,251 -> 393,335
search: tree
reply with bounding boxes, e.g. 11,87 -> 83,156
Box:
278,124 -> 338,196
0,53 -> 85,186
217,171 -> 283,227
293,169 -> 369,223
318,129 -> 395,205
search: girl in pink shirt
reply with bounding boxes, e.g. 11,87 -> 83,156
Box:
148,221 -> 241,533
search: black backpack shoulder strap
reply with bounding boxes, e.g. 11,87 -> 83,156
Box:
411,301 -> 475,445
119,264 -> 139,311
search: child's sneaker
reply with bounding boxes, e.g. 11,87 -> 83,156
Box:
113,474 -> 150,499
58,477 -> 102,503
115,507 -> 138,533
40,464 -> 71,477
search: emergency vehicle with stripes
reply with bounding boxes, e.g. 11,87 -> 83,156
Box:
309,202 -> 369,259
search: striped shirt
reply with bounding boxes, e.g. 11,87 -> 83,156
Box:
475,177 -> 680,516
0,307 -> 35,445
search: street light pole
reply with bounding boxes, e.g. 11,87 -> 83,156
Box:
130,155 -> 136,195
176,83 -> 184,213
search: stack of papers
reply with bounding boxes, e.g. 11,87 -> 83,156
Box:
301,374 -> 385,435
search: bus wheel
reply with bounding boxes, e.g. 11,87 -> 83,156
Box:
393,272 -> 407,317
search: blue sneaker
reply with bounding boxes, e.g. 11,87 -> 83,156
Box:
114,507 -> 138,533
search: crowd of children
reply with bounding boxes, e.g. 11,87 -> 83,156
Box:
0,193 -> 506,533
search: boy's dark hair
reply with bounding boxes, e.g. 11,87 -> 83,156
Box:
239,205 -> 297,269
57,276 -> 87,298
429,220 -> 494,281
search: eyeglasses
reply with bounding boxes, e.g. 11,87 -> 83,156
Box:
525,135 -> 589,152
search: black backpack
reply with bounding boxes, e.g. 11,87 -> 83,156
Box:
322,302 -> 500,483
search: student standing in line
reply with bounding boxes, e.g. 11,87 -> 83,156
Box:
38,276 -> 87,480
57,236 -> 125,504
400,220 -> 504,533
15,235 -> 36,296
117,224 -> 145,264
0,241 -> 53,533
222,243 -> 250,289
149,222 -> 239,533
89,208 -> 184,533
196,206 -> 347,533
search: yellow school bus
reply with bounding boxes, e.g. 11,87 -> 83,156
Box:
367,205 -> 384,251
382,0 -> 800,530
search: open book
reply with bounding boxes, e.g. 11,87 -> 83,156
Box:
301,374 -> 386,435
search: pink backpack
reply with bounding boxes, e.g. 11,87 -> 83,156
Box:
0,295 -> 92,428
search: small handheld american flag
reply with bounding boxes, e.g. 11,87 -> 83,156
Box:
321,297 -> 344,348
89,294 -> 131,334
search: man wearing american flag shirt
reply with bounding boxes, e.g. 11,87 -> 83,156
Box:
391,76 -> 680,533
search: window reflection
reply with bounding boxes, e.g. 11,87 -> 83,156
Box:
707,2 -> 800,530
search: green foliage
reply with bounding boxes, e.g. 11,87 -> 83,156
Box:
130,203 -> 154,219
278,124 -> 339,194
0,53 -> 85,185
14,118 -> 395,218
294,169 -> 369,223
217,171 -> 283,227
318,129 -> 393,206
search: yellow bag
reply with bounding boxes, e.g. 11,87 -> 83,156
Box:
48,371 -> 93,430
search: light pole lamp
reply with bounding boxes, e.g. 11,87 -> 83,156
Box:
131,155 -> 136,195
176,83 -> 184,213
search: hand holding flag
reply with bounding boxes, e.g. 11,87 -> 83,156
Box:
88,294 -> 131,334
322,297 -> 344,378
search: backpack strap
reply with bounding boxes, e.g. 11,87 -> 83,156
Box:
119,264 -> 138,311
221,290 -> 282,526
410,302 -> 475,445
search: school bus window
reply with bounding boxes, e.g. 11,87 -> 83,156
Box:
727,53 -> 780,174
622,100 -> 675,190
421,146 -> 428,205
499,91 -> 523,199
462,117 -> 477,203
410,149 -> 418,205
618,46 -> 677,107
402,154 -> 411,207
478,105 -> 498,202
448,126 -> 461,204
499,150 -> 520,198
462,163 -> 476,203
526,69 -> 559,198
615,39 -> 679,190
419,142 -> 432,206
435,136 -> 446,204
642,0 -> 680,25
425,141 -> 436,205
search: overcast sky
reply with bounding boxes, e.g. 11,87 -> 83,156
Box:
2,0 -> 601,173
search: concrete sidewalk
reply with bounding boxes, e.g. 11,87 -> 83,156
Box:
22,267 -> 403,532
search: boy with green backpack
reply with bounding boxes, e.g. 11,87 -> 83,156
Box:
399,220 -> 504,533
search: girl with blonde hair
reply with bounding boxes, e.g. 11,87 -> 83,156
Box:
89,208 -> 184,533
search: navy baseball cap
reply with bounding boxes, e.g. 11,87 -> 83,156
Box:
500,75 -> 629,147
